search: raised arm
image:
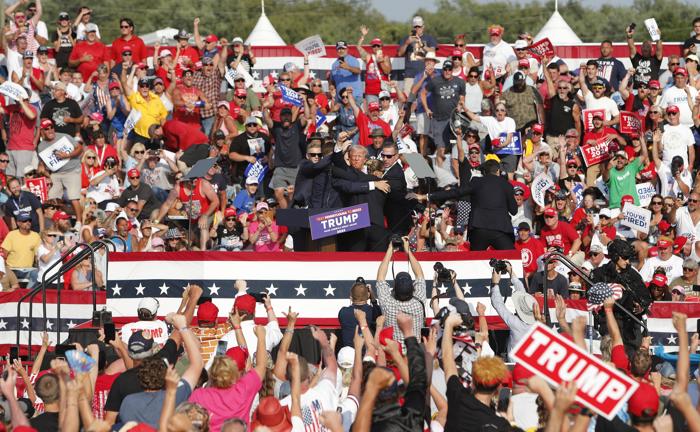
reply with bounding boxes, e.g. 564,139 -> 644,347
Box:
158,366 -> 180,432
441,313 -> 462,379
252,325 -> 268,379
402,236 -> 424,279
272,307 -> 297,380
167,313 -> 202,389
578,62 -> 590,98
311,325 -> 337,382
376,242 -> 394,281
192,18 -> 204,50
625,26 -> 637,59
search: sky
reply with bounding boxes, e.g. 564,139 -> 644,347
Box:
369,0 -> 635,22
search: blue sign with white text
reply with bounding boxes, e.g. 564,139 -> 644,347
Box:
309,203 -> 371,240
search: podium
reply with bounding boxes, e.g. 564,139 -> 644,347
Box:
276,208 -> 336,252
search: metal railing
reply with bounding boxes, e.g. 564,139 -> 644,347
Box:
17,240 -> 115,359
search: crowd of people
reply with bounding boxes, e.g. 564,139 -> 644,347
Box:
1,3 -> 700,431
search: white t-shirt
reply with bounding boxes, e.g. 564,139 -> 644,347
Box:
661,123 -> 695,168
35,20 -> 48,41
36,243 -> 60,281
87,170 -> 121,204
583,92 -> 619,121
75,22 -> 101,41
660,86 -> 699,127
478,115 -> 517,140
658,165 -> 692,199
482,41 -> 516,78
512,392 -> 540,431
280,377 -> 338,432
640,255 -> 684,282
380,103 -> 399,130
120,319 -> 170,347
675,206 -> 700,245
207,319 -> 283,369
464,82 -> 483,113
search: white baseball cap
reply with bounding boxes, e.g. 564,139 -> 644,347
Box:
138,297 -> 159,315
513,40 -> 528,49
412,16 -> 424,27
105,202 -> 120,212
337,346 -> 355,369
378,90 -> 391,99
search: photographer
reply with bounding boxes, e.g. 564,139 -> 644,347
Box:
337,278 -> 381,347
527,256 -> 570,298
376,236 -> 426,347
490,261 -> 540,360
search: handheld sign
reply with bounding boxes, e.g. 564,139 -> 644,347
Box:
619,111 -> 642,136
123,108 -> 142,135
531,173 -> 554,207
580,137 -> 613,167
636,182 -> 655,207
0,81 -> 28,102
244,160 -> 268,185
294,35 -> 326,57
315,109 -> 327,129
526,38 -> 555,60
582,109 -> 606,132
39,136 -> 75,172
25,177 -> 48,202
621,203 -> 651,234
510,323 -> 639,420
644,18 -> 661,42
225,64 -> 255,89
309,204 -> 371,240
494,132 -> 522,155
279,85 -> 303,107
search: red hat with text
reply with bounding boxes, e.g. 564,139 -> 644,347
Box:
233,294 -> 256,316
666,105 -> 680,114
451,49 -> 462,57
488,25 -> 503,37
518,58 -> 530,69
657,237 -> 673,249
544,207 -> 557,217
368,101 -> 380,112
620,195 -> 635,206
674,67 -> 688,76
128,168 -> 140,178
205,34 -> 218,43
40,119 -> 54,129
651,273 -> 668,287
224,207 -> 237,218
531,123 -> 544,134
648,80 -> 661,89
370,38 -> 382,46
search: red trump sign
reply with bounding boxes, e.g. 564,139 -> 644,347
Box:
510,323 -> 639,420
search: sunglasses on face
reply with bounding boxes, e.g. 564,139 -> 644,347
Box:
86,156 -> 96,160
651,201 -> 663,205
558,86 -> 570,90
381,153 -> 396,159
307,153 -> 322,157
668,112 -> 679,116
312,83 -> 322,87
669,63 -> 680,66
468,74 -> 479,78
380,97 -> 390,101
592,86 -> 605,90
120,25 -> 130,29
455,44 -> 465,47
544,215 -> 556,219
134,150 -> 145,154
495,108 -> 506,112
47,234 -> 57,237
469,150 -> 480,154
689,199 -> 699,203
372,44 -> 381,48
129,176 -> 139,180
443,67 -> 453,71
451,56 -> 461,60
280,78 -> 291,82
226,217 -> 236,221
127,207 -> 138,212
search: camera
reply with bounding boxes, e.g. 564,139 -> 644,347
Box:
671,156 -> 684,177
249,292 -> 267,303
411,29 -> 417,36
489,258 -> 509,274
433,262 -> 453,286
355,276 -> 365,285
390,234 -> 403,251
435,303 -> 474,336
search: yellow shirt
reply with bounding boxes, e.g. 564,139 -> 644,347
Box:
127,91 -> 167,139
2,230 -> 41,268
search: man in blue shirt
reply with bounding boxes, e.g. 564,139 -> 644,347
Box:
331,40 -> 363,104
398,15 -> 437,93
233,176 -> 258,214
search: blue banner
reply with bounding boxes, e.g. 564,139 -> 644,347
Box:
495,132 -> 523,156
244,160 -> 268,184
315,110 -> 327,129
279,85 -> 303,107
309,203 -> 371,240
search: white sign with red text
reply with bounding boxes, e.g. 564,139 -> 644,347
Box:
294,35 -> 327,57
510,323 -> 639,420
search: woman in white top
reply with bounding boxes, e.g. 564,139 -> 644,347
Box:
464,101 -> 518,178
73,7 -> 100,40
36,230 -> 65,286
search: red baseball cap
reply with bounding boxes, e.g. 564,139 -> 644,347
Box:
197,301 -> 219,325
628,382 -> 659,418
674,236 -> 688,253
511,363 -> 534,386
127,168 -> 140,178
489,26 -> 503,36
657,237 -> 672,249
620,195 -> 635,206
658,220 -> 671,233
108,81 -> 120,90
531,123 -> 544,134
451,49 -> 462,57
544,207 -> 557,217
518,58 -> 530,69
52,210 -> 70,222
121,45 -> 132,53
368,101 -> 380,112
224,207 -> 237,218
234,88 -> 247,97
674,67 -> 688,77
647,246 -> 658,257
378,326 -> 394,346
651,273 -> 668,287
205,34 -> 218,43
234,294 -> 256,316
666,105 -> 680,114
225,346 -> 249,371
648,80 -> 661,89
40,119 -> 54,129
370,38 -> 382,46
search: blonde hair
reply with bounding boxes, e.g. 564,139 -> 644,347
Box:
81,149 -> 97,164
209,356 -> 239,388
130,143 -> 146,157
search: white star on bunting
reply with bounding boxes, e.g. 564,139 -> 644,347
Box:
270,71 -> 279,79
20,319 -> 29,329
323,284 -> 336,297
111,283 -> 122,296
135,283 -> 146,296
159,283 -> 170,295
667,335 -> 677,345
252,71 -> 260,79
309,71 -> 316,79
462,282 -> 472,295
46,320 -> 53,330
67,320 -> 77,329
266,284 -> 278,296
437,284 -> 449,295
294,283 -> 307,296
0,319 -> 7,330
208,283 -> 221,296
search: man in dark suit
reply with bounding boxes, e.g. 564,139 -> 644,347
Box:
466,159 -> 518,250
292,137 -> 328,208
331,144 -> 390,251
380,142 -> 414,236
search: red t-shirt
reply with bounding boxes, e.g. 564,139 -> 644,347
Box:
111,35 -> 148,63
155,67 -> 171,89
87,144 -> 119,169
364,55 -> 389,96
173,85 -> 202,124
176,46 -> 200,69
163,119 -> 209,152
268,92 -> 294,122
6,103 -> 37,151
582,127 -> 618,145
540,221 -> 580,254
69,41 -> 109,79
92,372 -> 119,420
356,111 -> 392,147
515,237 -> 546,274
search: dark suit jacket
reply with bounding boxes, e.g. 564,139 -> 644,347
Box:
293,157 -> 333,207
331,151 -> 386,226
467,174 -> 517,234
383,162 -> 414,234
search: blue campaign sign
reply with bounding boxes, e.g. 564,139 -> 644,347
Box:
573,183 -> 584,207
279,85 -> 303,107
315,110 -> 327,129
309,203 -> 371,240
244,160 -> 268,184
495,132 -> 523,156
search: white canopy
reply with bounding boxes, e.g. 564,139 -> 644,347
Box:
534,11 -> 582,45
245,0 -> 285,46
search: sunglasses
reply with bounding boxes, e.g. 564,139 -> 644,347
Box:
468,74 -> 479,78
47,234 -> 57,237
120,25 -> 130,29
495,108 -> 506,112
565,135 -> 578,138
86,156 -> 96,160
669,63 -> 680,66
668,112 -> 679,116
127,207 -> 138,212
443,67 -> 453,71
312,83 -> 322,87
557,86 -> 570,90
134,150 -> 145,154
129,176 -> 139,180
280,78 -> 291,82
689,199 -> 699,203
372,45 -> 381,48
379,97 -> 390,101
236,95 -> 247,99
381,153 -> 396,159
590,252 -> 600,257
599,215 -> 610,220
226,217 -> 237,221
651,201 -> 663,205
650,111 -> 661,114
451,56 -> 461,60
469,150 -> 480,154
455,44 -> 465,47
544,215 -> 556,219
592,85 -> 605,90
307,153 -> 322,157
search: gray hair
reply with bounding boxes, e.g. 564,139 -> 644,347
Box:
221,417 -> 247,432
348,145 -> 368,157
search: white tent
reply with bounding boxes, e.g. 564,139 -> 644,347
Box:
245,0 -> 285,46
534,10 -> 582,45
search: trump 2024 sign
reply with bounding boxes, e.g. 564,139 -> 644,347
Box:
510,323 -> 639,420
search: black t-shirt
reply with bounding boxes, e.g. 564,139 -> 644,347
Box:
424,75 -> 466,121
40,98 -> 83,136
30,411 -> 59,431
528,271 -> 570,298
444,375 -> 510,432
103,339 -> 178,413
272,122 -> 304,168
5,191 -> 42,232
117,182 -> 160,219
51,29 -> 76,68
207,172 -> 228,195
337,304 -> 376,347
226,53 -> 254,76
683,36 -> 700,51
229,133 -> 271,181
215,223 -> 244,249
631,54 -> 662,86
